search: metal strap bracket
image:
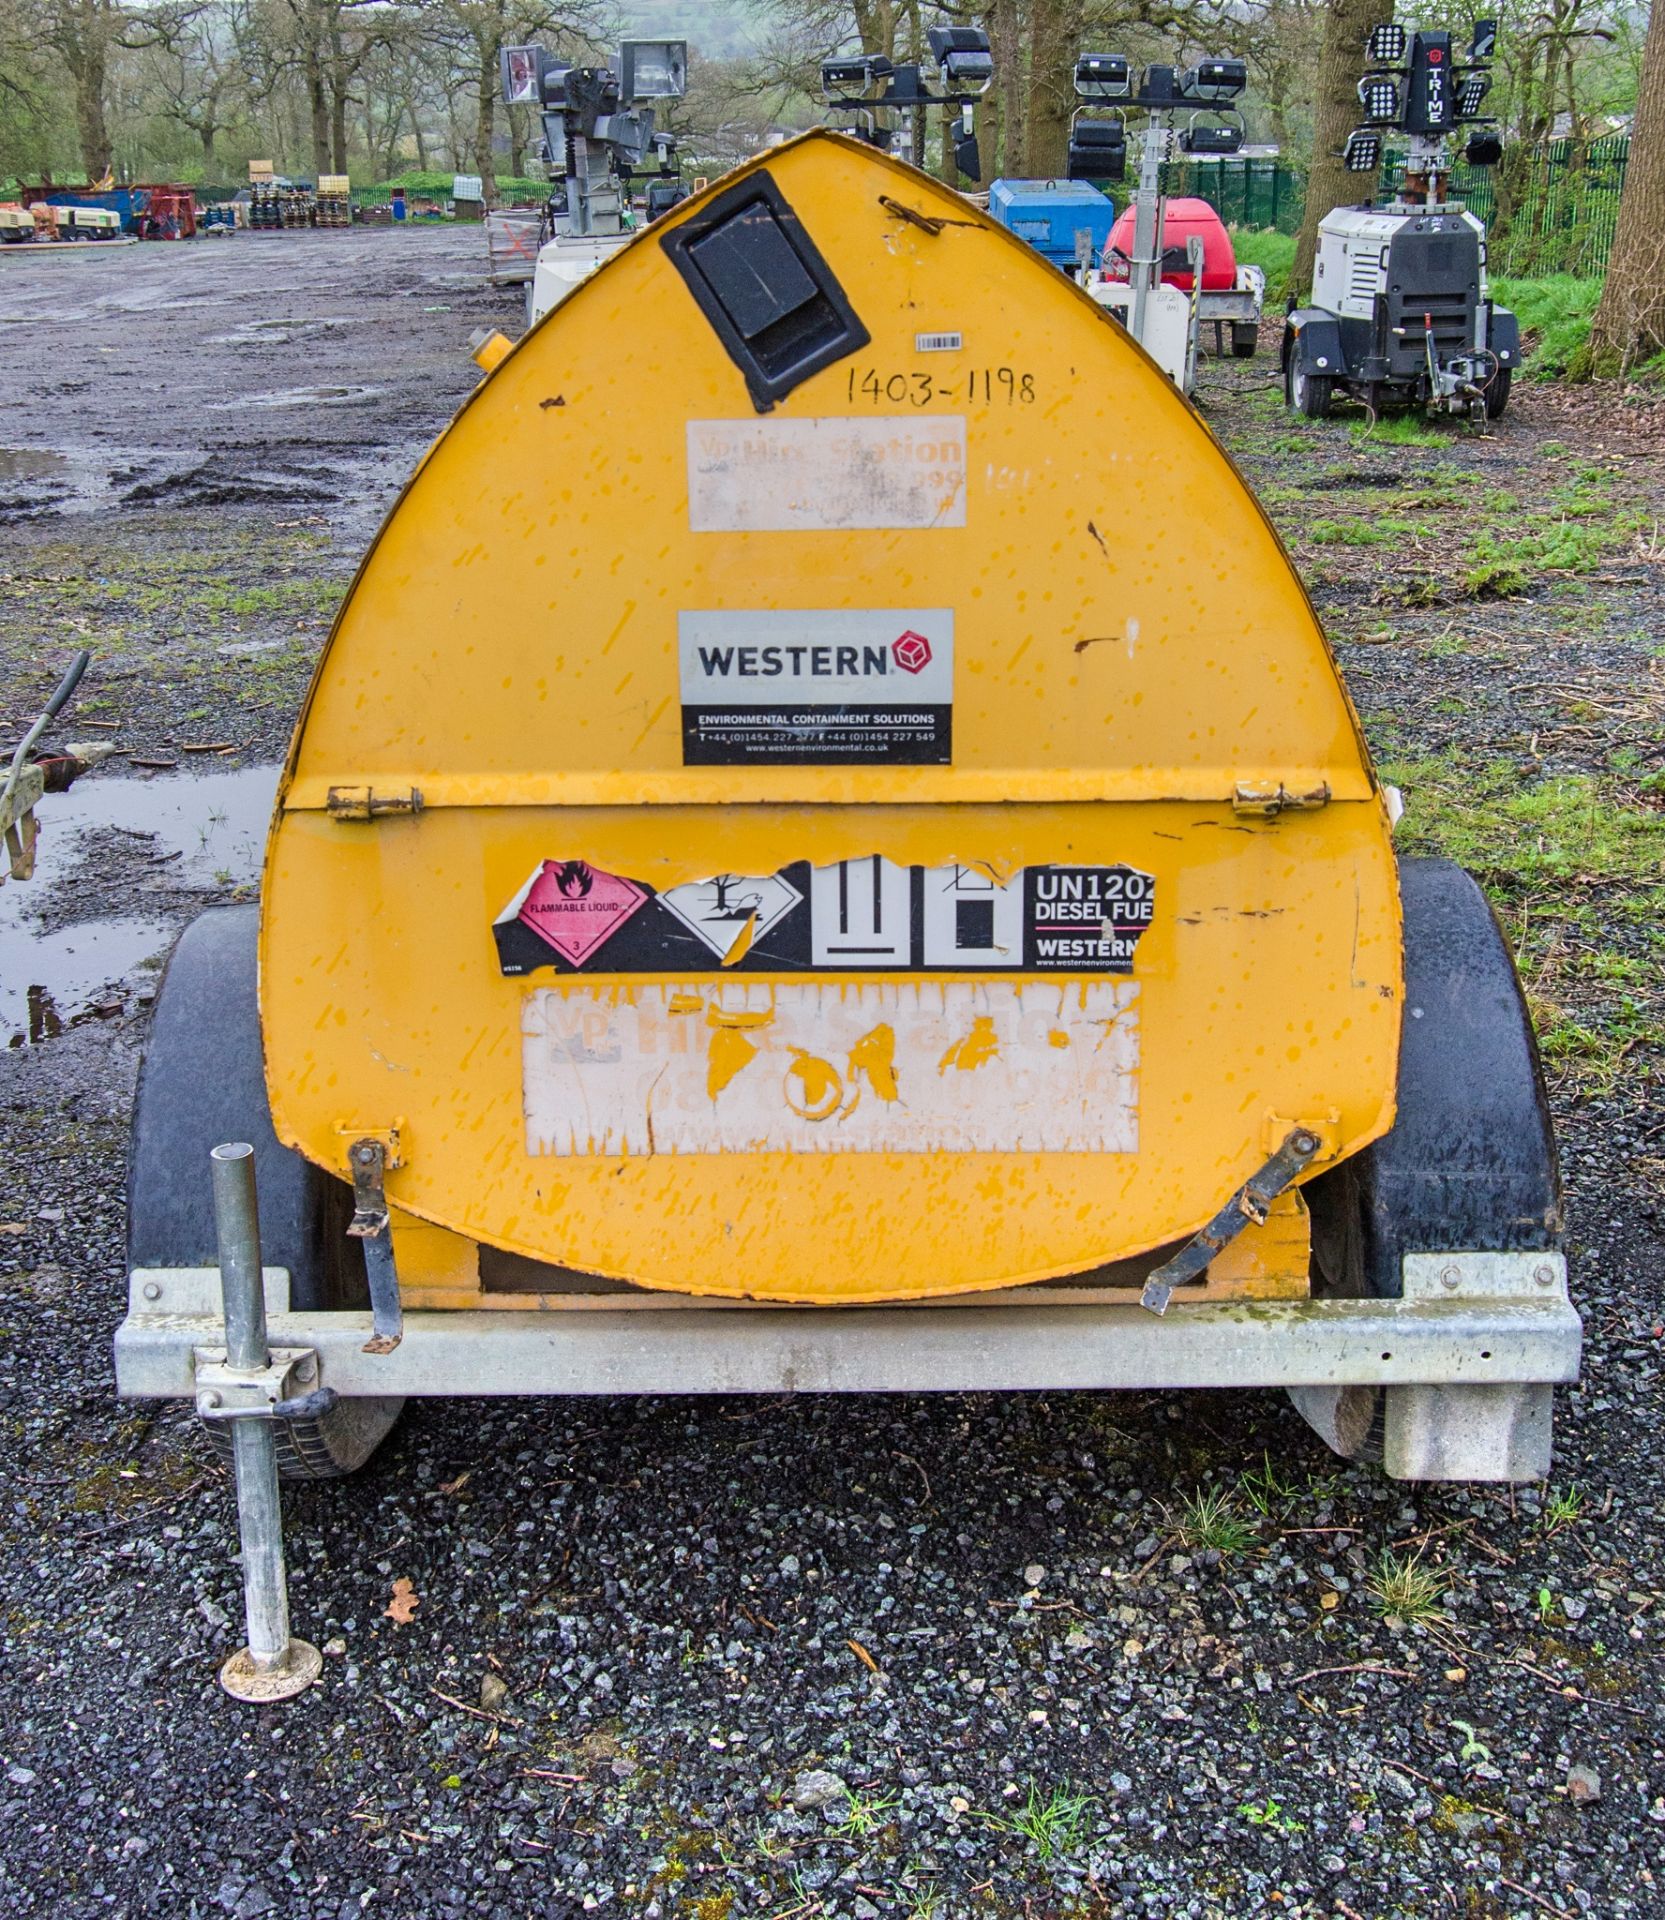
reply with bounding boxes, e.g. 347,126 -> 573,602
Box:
1141,1127 -> 1323,1315
344,1136 -> 404,1354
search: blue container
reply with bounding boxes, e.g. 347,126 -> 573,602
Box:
988,178 -> 1116,270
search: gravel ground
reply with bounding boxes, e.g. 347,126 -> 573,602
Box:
3,229 -> 1665,1920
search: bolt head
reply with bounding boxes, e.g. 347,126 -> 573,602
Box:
1440,1263 -> 1462,1289
142,1280 -> 162,1302
294,1354 -> 317,1383
1534,1262 -> 1557,1288
202,1390 -> 222,1410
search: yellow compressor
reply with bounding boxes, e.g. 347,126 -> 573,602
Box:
119,133 -> 1576,1501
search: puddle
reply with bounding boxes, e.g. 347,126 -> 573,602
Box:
1,765 -> 279,1044
220,384 -> 385,411
207,316 -> 364,347
0,448 -> 68,481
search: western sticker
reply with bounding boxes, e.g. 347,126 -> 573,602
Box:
686,416 -> 968,533
521,978 -> 1140,1155
493,857 -> 1156,977
679,608 -> 953,766
1024,864 -> 1156,972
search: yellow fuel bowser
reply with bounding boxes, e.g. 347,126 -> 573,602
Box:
120,134 -> 1576,1519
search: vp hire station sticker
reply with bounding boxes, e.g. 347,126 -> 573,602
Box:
678,609 -> 953,766
494,857 -> 1156,978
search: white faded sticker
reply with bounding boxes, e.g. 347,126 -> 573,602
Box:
521,979 -> 1139,1156
686,416 -> 968,533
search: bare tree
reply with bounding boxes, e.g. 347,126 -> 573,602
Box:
142,0 -> 250,169
1589,0 -> 1665,367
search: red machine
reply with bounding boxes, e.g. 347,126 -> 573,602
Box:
1102,196 -> 1238,289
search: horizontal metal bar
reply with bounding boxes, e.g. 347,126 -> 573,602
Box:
116,1297 -> 1582,1400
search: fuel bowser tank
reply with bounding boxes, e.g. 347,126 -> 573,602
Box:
262,130 -> 1399,1307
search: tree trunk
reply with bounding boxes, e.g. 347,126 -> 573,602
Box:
1291,0 -> 1383,298
411,101 -> 428,171
1589,0 -> 1665,370
72,29 -> 113,179
306,41 -> 331,176
986,0 -> 1023,177
1024,0 -> 1077,177
475,51 -> 498,204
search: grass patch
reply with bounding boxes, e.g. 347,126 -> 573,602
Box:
1350,413 -> 1449,447
1238,1795 -> 1305,1834
980,1782 -> 1097,1861
1490,273 -> 1602,379
1309,516 -> 1417,547
1367,1549 -> 1448,1625
1229,226 -> 1296,303
1172,1485 -> 1257,1556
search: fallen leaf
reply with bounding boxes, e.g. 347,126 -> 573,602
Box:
385,1577 -> 420,1624
0,1224 -> 27,1236
846,1637 -> 880,1675
438,1472 -> 471,1495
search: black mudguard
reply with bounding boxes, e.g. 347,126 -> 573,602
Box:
127,906 -> 365,1311
1284,310 -> 1347,379
1487,303 -> 1521,372
1308,858 -> 1562,1298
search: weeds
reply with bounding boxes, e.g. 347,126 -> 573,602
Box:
1239,1796 -> 1305,1834
1542,1484 -> 1586,1533
980,1782 -> 1097,1861
832,1788 -> 900,1840
1172,1485 -> 1258,1557
1240,1452 -> 1299,1518
1368,1549 -> 1448,1625
1350,413 -> 1448,447
1450,1720 -> 1493,1765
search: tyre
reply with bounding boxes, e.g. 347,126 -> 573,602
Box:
1294,857 -> 1560,1464
1484,366 -> 1512,420
1303,856 -> 1560,1302
1231,322 -> 1258,359
1286,356 -> 1332,418
129,906 -> 404,1479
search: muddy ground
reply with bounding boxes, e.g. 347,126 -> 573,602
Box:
1,225 -> 1664,1920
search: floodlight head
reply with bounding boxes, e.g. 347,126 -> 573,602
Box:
1471,18 -> 1498,59
927,26 -> 994,92
1067,115 -> 1127,182
1357,76 -> 1400,122
1457,73 -> 1490,117
1465,128 -> 1503,165
619,39 -> 687,101
500,45 -> 547,107
1366,22 -> 1407,64
820,53 -> 893,99
1074,53 -> 1132,101
1343,129 -> 1382,172
1180,58 -> 1246,103
1179,120 -> 1243,154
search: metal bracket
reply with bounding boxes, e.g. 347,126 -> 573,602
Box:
345,1137 -> 403,1354
1141,1127 -> 1323,1314
325,785 -> 424,822
194,1345 -> 322,1422
1232,781 -> 1331,818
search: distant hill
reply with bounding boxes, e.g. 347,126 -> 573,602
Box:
621,1 -> 758,61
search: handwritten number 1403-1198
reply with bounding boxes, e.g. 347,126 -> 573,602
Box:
845,367 -> 1036,406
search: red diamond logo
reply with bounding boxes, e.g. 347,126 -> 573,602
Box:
893,631 -> 932,674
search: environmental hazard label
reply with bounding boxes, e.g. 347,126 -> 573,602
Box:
678,608 -> 953,766
493,858 -> 1155,979
521,978 -> 1140,1156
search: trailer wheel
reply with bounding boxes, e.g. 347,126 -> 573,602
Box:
1293,857 -> 1561,1462
129,906 -> 404,1480
1231,322 -> 1258,359
1485,367 -> 1512,420
1286,359 -> 1332,418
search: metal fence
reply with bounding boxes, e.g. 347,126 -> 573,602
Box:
1170,136 -> 1629,280
1165,157 -> 1304,233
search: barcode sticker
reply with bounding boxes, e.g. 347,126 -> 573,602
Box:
915,331 -> 964,353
